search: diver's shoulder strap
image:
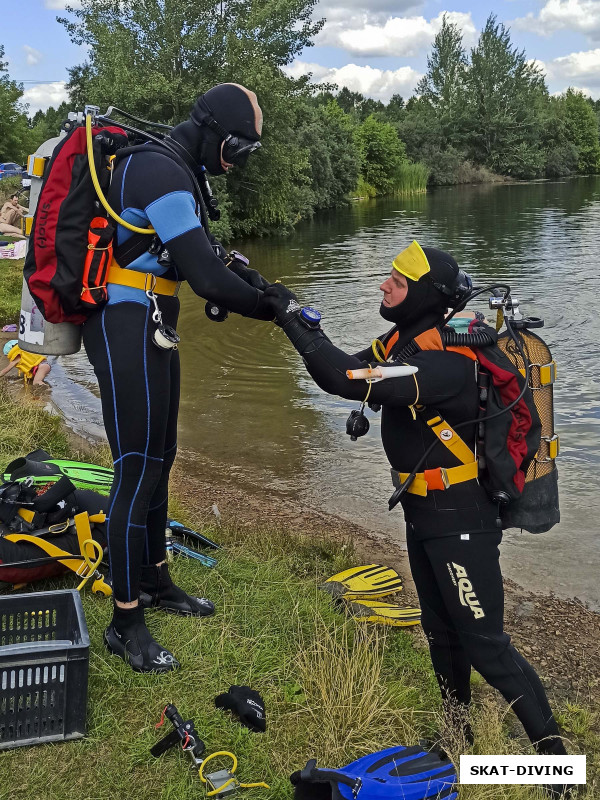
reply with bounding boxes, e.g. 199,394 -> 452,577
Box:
421,410 -> 476,466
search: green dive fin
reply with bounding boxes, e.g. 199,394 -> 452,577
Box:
4,453 -> 113,495
321,564 -> 403,600
346,599 -> 421,627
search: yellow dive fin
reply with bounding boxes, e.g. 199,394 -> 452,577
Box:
346,599 -> 421,627
321,564 -> 403,600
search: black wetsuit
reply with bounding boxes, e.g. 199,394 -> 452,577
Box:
286,319 -> 563,752
83,149 -> 265,604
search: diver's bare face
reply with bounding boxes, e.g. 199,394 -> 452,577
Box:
380,269 -> 409,308
220,141 -> 233,172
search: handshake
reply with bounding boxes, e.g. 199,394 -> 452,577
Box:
219,251 -> 303,325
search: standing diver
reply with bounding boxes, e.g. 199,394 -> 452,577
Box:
83,84 -> 273,673
262,244 -> 571,797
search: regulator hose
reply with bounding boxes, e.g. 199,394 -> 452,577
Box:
442,330 -> 496,347
389,328 -> 495,363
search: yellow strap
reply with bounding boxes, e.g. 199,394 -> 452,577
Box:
427,416 -> 476,465
107,261 -> 179,296
5,533 -> 88,574
397,462 -> 479,497
74,512 -> 95,562
17,508 -> 36,523
198,751 -> 270,796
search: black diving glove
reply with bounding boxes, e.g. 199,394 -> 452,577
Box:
263,283 -> 301,326
227,251 -> 270,291
214,685 -> 266,732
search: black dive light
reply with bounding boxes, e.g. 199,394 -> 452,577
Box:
151,704 -> 205,762
205,250 -> 252,323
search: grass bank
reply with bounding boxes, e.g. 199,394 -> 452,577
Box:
0,389 -> 598,799
0,256 -> 24,327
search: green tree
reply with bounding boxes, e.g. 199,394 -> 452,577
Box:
60,0 -> 325,236
28,101 -> 72,152
354,114 -> 406,195
540,95 -> 578,177
0,45 -> 31,162
416,14 -> 468,147
61,0 -> 322,121
335,88 -> 385,121
296,101 -> 359,210
465,14 -> 548,178
383,93 -> 405,125
562,88 -> 600,173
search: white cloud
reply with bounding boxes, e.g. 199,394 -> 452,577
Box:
44,0 -> 82,8
23,46 -> 43,67
542,47 -> 600,86
514,0 -> 600,41
22,81 -> 69,113
318,10 -> 477,58
285,60 -> 422,101
317,0 -> 421,24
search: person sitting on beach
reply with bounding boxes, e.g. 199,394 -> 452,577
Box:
262,242 -> 571,798
1,340 -> 51,385
0,194 -> 28,239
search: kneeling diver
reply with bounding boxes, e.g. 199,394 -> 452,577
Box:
262,244 -> 570,798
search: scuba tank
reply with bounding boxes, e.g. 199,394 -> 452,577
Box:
19,132 -> 83,356
385,288 -> 560,534
491,299 -> 559,533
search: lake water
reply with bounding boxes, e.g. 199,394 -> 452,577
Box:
51,177 -> 600,609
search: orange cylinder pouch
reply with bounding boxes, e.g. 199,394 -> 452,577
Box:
81,216 -> 115,310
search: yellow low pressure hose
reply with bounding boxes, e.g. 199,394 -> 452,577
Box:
85,114 -> 155,235
198,751 -> 270,796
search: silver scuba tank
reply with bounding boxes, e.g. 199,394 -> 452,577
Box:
18,131 -> 83,356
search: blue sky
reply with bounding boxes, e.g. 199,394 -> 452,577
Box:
3,0 -> 600,112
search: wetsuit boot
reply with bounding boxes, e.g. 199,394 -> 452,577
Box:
104,604 -> 180,673
139,562 -> 215,617
534,738 -> 575,798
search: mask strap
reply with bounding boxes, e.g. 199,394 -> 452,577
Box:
191,98 -> 232,142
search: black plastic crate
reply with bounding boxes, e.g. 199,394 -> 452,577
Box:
0,589 -> 89,749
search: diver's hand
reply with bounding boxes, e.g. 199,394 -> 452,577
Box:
244,290 -> 276,322
263,283 -> 301,326
227,251 -> 270,290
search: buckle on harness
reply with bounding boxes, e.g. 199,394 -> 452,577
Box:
423,467 -> 450,491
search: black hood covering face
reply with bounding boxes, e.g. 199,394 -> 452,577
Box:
170,83 -> 262,176
379,246 -> 460,343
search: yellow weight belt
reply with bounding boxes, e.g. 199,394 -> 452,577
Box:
107,260 -> 180,296
394,462 -> 479,498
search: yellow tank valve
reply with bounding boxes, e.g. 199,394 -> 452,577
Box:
21,216 -> 33,236
27,154 -> 47,178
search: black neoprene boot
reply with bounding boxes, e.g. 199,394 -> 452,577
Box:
104,603 -> 180,673
139,562 -> 216,617
536,737 -> 575,798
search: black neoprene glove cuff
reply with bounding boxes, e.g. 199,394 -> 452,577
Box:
245,290 -> 276,321
281,313 -> 327,355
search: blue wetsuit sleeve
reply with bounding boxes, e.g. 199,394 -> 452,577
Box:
128,154 -> 262,316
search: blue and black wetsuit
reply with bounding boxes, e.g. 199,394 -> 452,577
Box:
83,149 -> 263,604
